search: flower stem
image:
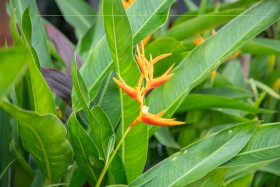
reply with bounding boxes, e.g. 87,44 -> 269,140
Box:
95,125 -> 133,187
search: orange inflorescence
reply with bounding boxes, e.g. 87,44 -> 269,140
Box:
113,42 -> 185,127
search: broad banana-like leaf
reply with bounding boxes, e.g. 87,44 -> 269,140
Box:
103,0 -> 148,182
68,114 -> 104,186
131,122 -> 256,186
223,123 -> 280,167
0,100 -> 73,183
21,8 -> 56,115
148,0 -> 280,127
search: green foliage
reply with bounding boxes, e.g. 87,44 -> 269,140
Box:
1,0 -> 280,186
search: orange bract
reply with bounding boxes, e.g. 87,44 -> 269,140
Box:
113,42 -> 185,127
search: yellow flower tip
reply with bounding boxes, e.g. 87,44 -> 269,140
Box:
148,73 -> 174,90
156,109 -> 166,117
151,53 -> 172,65
141,112 -> 185,126
113,77 -> 138,100
193,35 -> 205,46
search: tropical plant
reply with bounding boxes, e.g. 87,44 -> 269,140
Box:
1,0 -> 280,186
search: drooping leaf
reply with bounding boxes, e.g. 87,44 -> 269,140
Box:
0,100 -> 73,183
0,47 -> 28,98
55,0 -> 96,39
223,123 -> 280,167
131,122 -> 257,186
21,8 -> 56,115
68,113 -> 104,186
103,0 -> 148,182
177,94 -> 271,114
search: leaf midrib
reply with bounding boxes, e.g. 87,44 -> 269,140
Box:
168,134 -> 241,186
21,121 -> 51,181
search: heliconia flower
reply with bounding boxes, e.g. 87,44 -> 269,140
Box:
113,76 -> 138,101
114,42 -> 185,128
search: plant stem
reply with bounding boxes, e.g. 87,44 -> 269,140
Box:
95,125 -> 132,187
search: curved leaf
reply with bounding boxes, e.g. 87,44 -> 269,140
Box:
21,8 -> 56,115
166,8 -> 245,40
148,0 -> 280,122
223,123 -> 280,167
0,100 -> 73,183
177,94 -> 272,113
131,122 -> 257,186
68,113 -> 104,186
103,0 -> 148,182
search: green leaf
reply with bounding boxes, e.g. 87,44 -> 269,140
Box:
155,127 -> 180,149
103,0 -> 148,182
186,168 -> 227,187
223,123 -> 280,167
78,0 -> 175,105
177,94 -> 271,114
225,173 -> 254,187
0,100 -> 73,183
68,114 -> 104,186
21,8 -> 56,115
166,8 -> 245,40
0,47 -> 28,98
96,71 -> 121,128
131,122 -> 257,186
197,86 -> 254,99
242,38 -> 280,55
72,61 -> 115,160
9,10 -> 22,45
55,0 -> 96,39
11,0 -> 52,67
259,159 -> 280,176
0,159 -> 16,182
148,0 -> 280,124
222,60 -> 245,87
144,37 -> 188,77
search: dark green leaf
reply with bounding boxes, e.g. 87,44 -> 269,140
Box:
68,114 -> 104,186
0,100 -> 73,183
